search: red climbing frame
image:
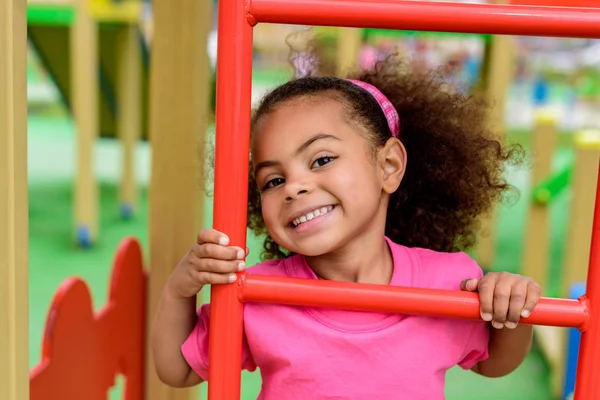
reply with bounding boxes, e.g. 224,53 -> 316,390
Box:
210,1 -> 600,399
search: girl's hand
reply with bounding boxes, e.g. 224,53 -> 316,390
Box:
166,229 -> 248,299
460,272 -> 541,330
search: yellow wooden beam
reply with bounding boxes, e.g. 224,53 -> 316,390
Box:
475,32 -> 514,268
565,130 -> 600,292
522,110 -> 558,291
117,24 -> 142,217
0,0 -> 29,399
89,2 -> 142,24
336,28 -> 362,76
146,0 -> 212,398
72,0 -> 99,245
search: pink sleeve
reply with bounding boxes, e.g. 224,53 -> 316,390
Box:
457,320 -> 490,370
455,255 -> 490,370
181,303 -> 257,380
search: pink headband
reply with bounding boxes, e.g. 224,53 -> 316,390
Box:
347,79 -> 400,138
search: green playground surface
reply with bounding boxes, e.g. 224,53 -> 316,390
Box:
27,113 -> 577,399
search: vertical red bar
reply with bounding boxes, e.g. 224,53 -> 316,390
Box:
208,0 -> 253,398
573,161 -> 600,400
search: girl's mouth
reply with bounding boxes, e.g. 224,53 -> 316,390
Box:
289,205 -> 336,229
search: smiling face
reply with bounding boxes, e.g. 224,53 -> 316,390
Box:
251,95 -> 405,257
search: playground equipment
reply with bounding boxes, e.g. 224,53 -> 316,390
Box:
3,0 -> 212,397
3,1 -> 600,400
27,0 -> 148,246
524,120 -> 600,398
29,238 -> 146,399
207,1 -> 600,400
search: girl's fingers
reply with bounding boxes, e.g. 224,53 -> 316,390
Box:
476,275 -> 496,322
521,281 -> 542,319
505,281 -> 528,329
193,257 -> 245,274
192,242 -> 245,261
193,270 -> 238,286
197,228 -> 230,246
459,278 -> 479,292
491,278 -> 513,328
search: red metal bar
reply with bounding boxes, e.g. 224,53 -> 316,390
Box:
573,161 -> 600,400
208,0 -> 253,397
247,0 -> 600,39
239,274 -> 589,329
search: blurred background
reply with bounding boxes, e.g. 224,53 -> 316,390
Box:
20,0 -> 600,399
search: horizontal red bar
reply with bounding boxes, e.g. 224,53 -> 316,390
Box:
248,0 -> 600,39
239,274 -> 590,329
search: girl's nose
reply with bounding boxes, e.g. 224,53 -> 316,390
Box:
285,188 -> 308,202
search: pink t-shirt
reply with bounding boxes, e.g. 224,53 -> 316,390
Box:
182,238 -> 490,399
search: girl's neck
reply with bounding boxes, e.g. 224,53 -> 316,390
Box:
304,228 -> 394,285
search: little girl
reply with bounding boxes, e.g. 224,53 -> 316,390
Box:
151,55 -> 542,399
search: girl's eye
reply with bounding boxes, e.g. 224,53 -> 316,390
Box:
312,156 -> 335,168
263,177 -> 285,191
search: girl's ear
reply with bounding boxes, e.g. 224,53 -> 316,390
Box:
379,137 -> 407,194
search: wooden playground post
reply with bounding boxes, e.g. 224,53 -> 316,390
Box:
522,110 -> 558,289
521,111 -> 562,398
0,0 -> 29,398
336,28 -> 362,76
564,130 -> 600,292
72,0 -> 99,244
117,23 -> 142,218
475,30 -> 514,268
146,0 -> 212,398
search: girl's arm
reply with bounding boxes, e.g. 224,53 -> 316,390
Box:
150,229 -> 247,387
460,272 -> 541,378
471,324 -> 533,377
151,287 -> 204,387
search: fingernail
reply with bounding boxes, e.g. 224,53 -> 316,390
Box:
237,249 -> 245,259
238,262 -> 245,271
505,321 -> 517,329
491,321 -> 504,329
521,310 -> 530,318
481,313 -> 492,321
219,236 -> 230,246
229,273 -> 237,283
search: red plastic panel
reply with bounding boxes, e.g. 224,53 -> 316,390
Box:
29,238 -> 147,400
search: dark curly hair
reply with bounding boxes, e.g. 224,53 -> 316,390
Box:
246,52 -> 524,261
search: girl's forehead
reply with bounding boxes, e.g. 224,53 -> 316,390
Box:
252,99 -> 347,147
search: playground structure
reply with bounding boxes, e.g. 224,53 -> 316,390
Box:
2,1 -> 600,400
522,112 -> 600,397
27,0 -> 148,246
4,0 -> 214,398
207,1 -> 600,400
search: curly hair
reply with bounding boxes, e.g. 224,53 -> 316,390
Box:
246,53 -> 524,261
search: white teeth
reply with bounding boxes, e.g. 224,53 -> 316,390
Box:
292,205 -> 334,227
